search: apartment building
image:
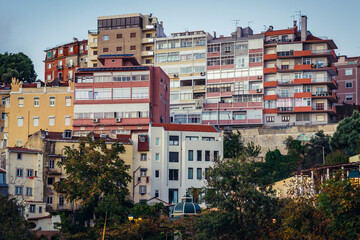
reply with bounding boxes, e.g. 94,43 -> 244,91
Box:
0,168 -> 7,196
97,13 -> 165,66
263,16 -> 338,126
73,54 -> 169,136
154,31 -> 210,124
88,30 -> 98,67
24,130 -> 133,213
44,39 -> 88,82
4,78 -> 74,147
132,123 -> 223,206
203,27 -> 264,128
335,56 -> 360,105
0,86 -> 10,149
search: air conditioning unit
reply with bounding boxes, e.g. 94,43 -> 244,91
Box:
200,72 -> 206,76
93,118 -> 99,123
256,89 -> 262,93
100,133 -> 107,138
116,118 -> 122,123
257,75 -> 262,79
173,74 -> 178,78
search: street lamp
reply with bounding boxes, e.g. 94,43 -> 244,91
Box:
314,145 -> 325,165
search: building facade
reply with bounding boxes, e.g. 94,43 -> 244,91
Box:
0,168 -> 7,196
87,30 -> 99,67
0,86 -> 10,149
132,123 -> 223,206
4,78 -> 74,147
154,31 -> 210,124
73,55 -> 169,136
335,56 -> 360,105
263,16 -> 338,126
97,13 -> 165,66
44,39 -> 88,82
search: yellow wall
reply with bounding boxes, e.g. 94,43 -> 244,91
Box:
5,78 -> 74,147
0,90 -> 10,148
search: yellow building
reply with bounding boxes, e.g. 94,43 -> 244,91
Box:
0,87 -> 10,150
87,30 -> 98,67
24,130 -> 134,212
5,78 -> 74,147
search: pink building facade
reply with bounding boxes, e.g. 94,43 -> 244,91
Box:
335,56 -> 360,105
73,54 -> 170,136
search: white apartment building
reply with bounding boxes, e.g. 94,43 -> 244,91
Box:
132,123 -> 223,206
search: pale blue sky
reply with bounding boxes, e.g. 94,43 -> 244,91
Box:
1,0 -> 359,80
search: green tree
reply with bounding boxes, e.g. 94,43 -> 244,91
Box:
223,131 -> 245,159
305,130 -> 331,168
325,149 -> 349,165
0,195 -> 36,240
202,156 -> 280,239
53,136 -> 132,238
330,110 -> 360,157
0,52 -> 37,84
261,149 -> 296,182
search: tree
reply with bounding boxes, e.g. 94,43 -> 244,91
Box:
202,156 -> 280,239
305,130 -> 331,168
325,149 -> 349,165
0,195 -> 36,240
0,52 -> 37,84
223,131 -> 245,159
330,110 -> 360,157
261,149 -> 296,182
53,136 -> 132,238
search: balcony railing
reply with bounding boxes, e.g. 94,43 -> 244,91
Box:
277,107 -> 294,112
311,91 -> 334,97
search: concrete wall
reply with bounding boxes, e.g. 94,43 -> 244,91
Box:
237,123 -> 338,159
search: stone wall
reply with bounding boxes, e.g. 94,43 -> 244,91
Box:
235,123 -> 338,160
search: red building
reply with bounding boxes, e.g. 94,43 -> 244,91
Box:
73,54 -> 169,136
335,56 -> 360,105
44,39 -> 88,82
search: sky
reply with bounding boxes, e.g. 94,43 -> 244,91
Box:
1,0 -> 360,80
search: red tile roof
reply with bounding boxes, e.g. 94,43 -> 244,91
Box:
44,131 -> 132,144
265,27 -> 297,36
7,147 -> 42,153
151,123 -> 218,133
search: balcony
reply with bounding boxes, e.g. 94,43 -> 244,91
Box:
277,64 -> 312,72
141,51 -> 154,56
67,64 -> 74,69
264,81 -> 278,88
56,65 -> 64,70
312,91 -> 337,102
277,104 -> 336,114
276,49 -> 336,61
264,54 -> 277,60
264,67 -> 277,74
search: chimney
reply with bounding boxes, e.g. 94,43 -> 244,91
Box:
213,31 -> 216,38
301,15 -> 308,41
268,26 -> 274,31
293,20 -> 297,27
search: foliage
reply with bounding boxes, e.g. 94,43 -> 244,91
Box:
203,155 -> 280,239
325,149 -> 349,166
261,149 -> 296,182
0,52 -> 37,84
245,141 -> 261,158
330,110 -> 360,157
130,202 -> 169,219
305,130 -> 331,168
223,131 -> 261,159
53,136 -> 132,238
0,195 -> 37,240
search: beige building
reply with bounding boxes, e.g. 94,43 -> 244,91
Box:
4,78 -> 74,147
0,86 -> 10,149
87,30 -> 98,67
97,13 -> 165,65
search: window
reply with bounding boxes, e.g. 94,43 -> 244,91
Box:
64,116 -> 71,126
185,136 -> 199,141
146,33 -> 152,38
29,204 -> 36,213
205,150 -> 210,161
188,150 -> 193,161
94,88 -> 112,99
27,169 -> 33,177
103,48 -> 109,52
188,168 -> 193,179
197,150 -> 202,161
18,97 -> 24,107
205,168 -> 210,180
49,97 -> 55,106
17,153 -> 22,160
130,45 -> 136,50
47,63 -> 51,69
169,189 -> 179,204
33,97 -> 39,107
65,96 -> 71,106
155,190 -> 159,198
69,46 -> 73,52
33,117 -> 39,127
26,187 -> 32,196
49,159 -> 55,170
346,94 -> 353,101
214,151 -> 219,159
117,34 -> 122,39
113,88 -> 130,99
155,170 -> 160,178
140,169 -> 147,177
15,186 -> 23,195
49,116 -> 55,126
202,137 -> 215,141
59,196 -> 64,206
169,169 -> 179,181
169,136 -> 179,145
139,185 -> 146,194
2,97 -> 6,105
316,114 -> 325,122
346,81 -> 353,88
48,177 -> 54,185
197,168 -> 202,180
266,116 -> 275,122
345,68 -> 353,76
59,48 -> 63,54
155,153 -> 160,161
16,168 -> 23,177
132,87 -> 149,99
103,35 -> 109,41
155,137 -> 160,146
17,117 -> 23,127
281,116 -> 290,122
169,152 -> 179,162
130,33 -> 136,38
116,47 -> 122,51
1,112 -> 5,120
140,153 -> 147,161
39,206 -> 42,213
46,196 -> 53,204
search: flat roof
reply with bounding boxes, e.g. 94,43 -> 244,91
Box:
151,123 -> 218,133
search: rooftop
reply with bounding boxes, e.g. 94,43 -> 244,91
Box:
151,123 -> 218,133
7,147 -> 42,154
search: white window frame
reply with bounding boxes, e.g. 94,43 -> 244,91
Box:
17,116 -> 24,127
65,116 -> 71,126
33,116 -> 39,127
49,97 -> 55,106
49,116 -> 55,126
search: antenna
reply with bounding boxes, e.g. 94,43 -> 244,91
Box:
248,21 -> 253,27
232,19 -> 240,29
295,11 -> 302,30
263,25 -> 268,31
290,15 -> 295,21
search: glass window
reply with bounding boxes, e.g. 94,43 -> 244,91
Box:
49,116 -> 55,126
169,152 -> 179,162
15,186 -> 23,195
49,97 -> 55,106
155,170 -> 160,178
345,68 -> 353,76
169,136 -> 179,146
18,97 -> 24,107
65,116 -> 71,126
65,96 -> 71,106
205,150 -> 210,161
59,196 -> 64,206
16,168 -> 23,177
197,168 -> 202,180
132,87 -> 149,99
17,117 -> 23,127
188,150 -> 193,161
188,168 -> 193,179
27,169 -> 33,177
34,97 -> 40,107
26,187 -> 32,196
140,153 -> 147,161
346,94 -> 353,101
169,189 -> 178,204
33,117 -> 39,127
345,81 -> 353,88
103,35 -> 109,41
197,150 -> 202,161
169,169 -> 179,181
155,137 -> 160,146
155,153 -> 160,161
